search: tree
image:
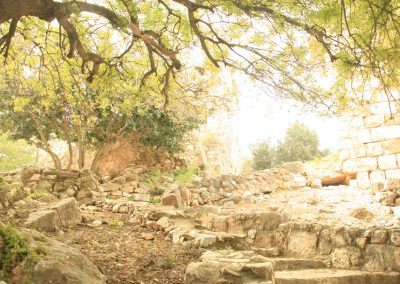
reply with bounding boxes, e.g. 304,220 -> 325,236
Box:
0,132 -> 36,172
251,141 -> 275,170
1,1 -> 399,110
275,122 -> 320,164
0,39 -> 217,171
251,122 -> 321,170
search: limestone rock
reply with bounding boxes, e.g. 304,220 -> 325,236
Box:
184,250 -> 275,284
350,207 -> 374,220
15,230 -> 106,284
25,210 -> 61,232
26,198 -> 81,232
287,230 -> 318,255
364,244 -> 400,271
390,230 -> 400,246
310,178 -> 322,189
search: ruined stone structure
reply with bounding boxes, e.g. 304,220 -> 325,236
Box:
339,93 -> 400,191
181,111 -> 243,175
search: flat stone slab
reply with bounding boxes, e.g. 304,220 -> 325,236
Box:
264,257 -> 329,271
184,250 -> 275,284
26,198 -> 81,232
25,210 -> 61,232
275,269 -> 400,284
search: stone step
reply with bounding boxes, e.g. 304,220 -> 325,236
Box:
275,269 -> 400,284
267,258 -> 329,271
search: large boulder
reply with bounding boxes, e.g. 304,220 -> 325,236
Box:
2,227 -> 107,284
25,198 -> 82,232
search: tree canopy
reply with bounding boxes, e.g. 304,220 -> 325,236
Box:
252,122 -> 323,170
1,0 -> 400,111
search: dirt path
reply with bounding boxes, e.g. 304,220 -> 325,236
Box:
51,212 -> 202,284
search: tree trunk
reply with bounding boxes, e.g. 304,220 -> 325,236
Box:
45,148 -> 62,170
66,140 -> 73,170
31,112 -> 62,170
77,136 -> 85,170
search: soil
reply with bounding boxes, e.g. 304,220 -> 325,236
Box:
50,211 -> 203,284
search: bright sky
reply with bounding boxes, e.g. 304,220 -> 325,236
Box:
226,74 -> 345,158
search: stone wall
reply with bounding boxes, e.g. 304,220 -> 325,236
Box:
20,167 -> 97,205
340,93 -> 400,191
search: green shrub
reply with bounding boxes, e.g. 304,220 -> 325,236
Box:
251,141 -> 276,170
251,122 -> 324,170
149,197 -> 160,204
165,253 -> 174,268
174,167 -> 200,184
0,225 -> 47,279
29,190 -> 48,200
0,133 -> 36,172
275,122 -> 320,164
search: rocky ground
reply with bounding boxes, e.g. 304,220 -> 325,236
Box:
2,163 -> 400,283
52,210 -> 203,284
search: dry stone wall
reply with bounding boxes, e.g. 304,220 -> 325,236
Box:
20,167 -> 97,205
340,94 -> 400,194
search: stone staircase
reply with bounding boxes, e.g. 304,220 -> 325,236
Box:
170,208 -> 400,283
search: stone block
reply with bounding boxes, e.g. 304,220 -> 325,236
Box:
370,125 -> 400,141
385,112 -> 400,125
103,183 -> 120,192
46,198 -> 82,226
179,188 -> 192,206
390,230 -> 400,246
378,155 -> 397,170
291,175 -> 307,189
352,144 -> 367,158
365,142 -> 384,156
356,172 -> 370,189
55,170 -> 79,179
121,184 -> 134,193
185,251 -> 275,284
385,169 -> 400,179
287,230 -> 317,255
370,102 -> 397,115
342,157 -> 377,173
350,117 -> 365,128
386,178 -> 400,190
369,171 -> 386,183
371,230 -> 388,244
379,192 -> 396,206
371,182 -> 385,193
364,245 -> 400,271
382,139 -> 400,154
161,193 -> 183,208
356,129 -> 372,144
318,230 -> 332,255
25,210 -> 61,232
131,193 -> 151,202
331,248 -> 351,269
364,115 -> 385,128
